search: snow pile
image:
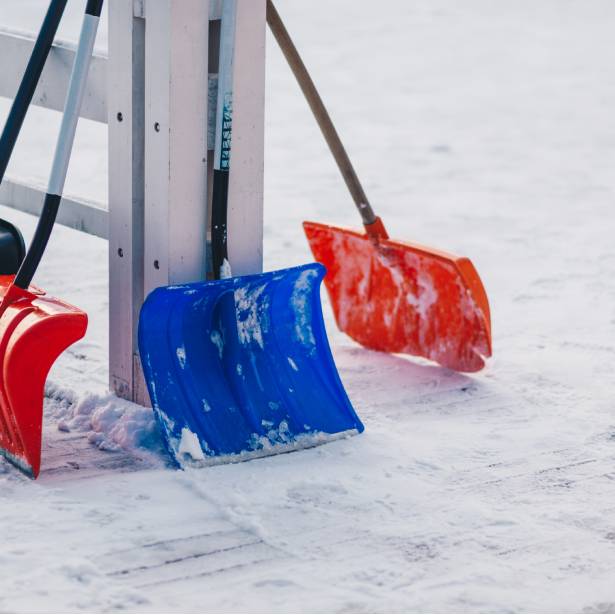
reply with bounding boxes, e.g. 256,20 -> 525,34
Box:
220,258 -> 233,279
46,384 -> 165,456
177,427 -> 206,461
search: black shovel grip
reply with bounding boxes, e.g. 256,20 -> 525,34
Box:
85,0 -> 104,17
13,193 -> 61,289
211,169 -> 230,279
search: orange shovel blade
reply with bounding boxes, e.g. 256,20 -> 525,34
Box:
0,276 -> 87,477
303,222 -> 492,372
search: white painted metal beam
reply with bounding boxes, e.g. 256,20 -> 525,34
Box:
0,28 -> 107,123
144,0 -> 210,293
107,0 -> 146,402
226,0 -> 266,276
0,177 -> 108,239
0,27 -> 221,140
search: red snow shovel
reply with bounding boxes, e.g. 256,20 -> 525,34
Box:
0,0 -> 103,476
0,282 -> 86,476
267,2 -> 491,372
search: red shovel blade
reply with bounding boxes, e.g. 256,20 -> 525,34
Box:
303,221 -> 492,372
0,276 -> 87,477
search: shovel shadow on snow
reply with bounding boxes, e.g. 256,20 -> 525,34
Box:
29,341 -> 488,481
332,344 -> 490,420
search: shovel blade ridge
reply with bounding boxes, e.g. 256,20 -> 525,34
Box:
138,263 -> 363,469
303,221 -> 492,373
0,276 -> 88,477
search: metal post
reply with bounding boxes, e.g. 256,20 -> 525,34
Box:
143,0 -> 210,285
227,0 -> 266,276
107,0 -> 145,402
107,0 -> 266,405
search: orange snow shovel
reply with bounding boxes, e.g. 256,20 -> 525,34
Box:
267,1 -> 491,372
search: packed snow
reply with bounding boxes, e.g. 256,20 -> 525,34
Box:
2,0 -> 615,612
46,384 -> 164,458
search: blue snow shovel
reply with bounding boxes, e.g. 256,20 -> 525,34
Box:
138,0 -> 363,469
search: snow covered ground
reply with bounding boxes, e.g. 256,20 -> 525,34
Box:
2,0 -> 615,612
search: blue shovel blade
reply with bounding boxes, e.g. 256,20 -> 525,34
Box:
138,263 -> 364,468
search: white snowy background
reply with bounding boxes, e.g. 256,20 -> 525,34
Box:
1,0 -> 615,612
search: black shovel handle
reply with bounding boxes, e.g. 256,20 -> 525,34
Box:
211,169 -> 229,279
13,0 -> 104,290
211,0 -> 236,280
0,0 -> 68,185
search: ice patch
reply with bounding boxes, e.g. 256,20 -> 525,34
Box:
290,269 -> 317,347
235,284 -> 268,349
240,422 -> 357,458
176,346 -> 186,369
406,271 -> 439,320
210,330 -> 224,358
249,353 -> 264,391
287,357 -> 299,371
248,420 -> 292,449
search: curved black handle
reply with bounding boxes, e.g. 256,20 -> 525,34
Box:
0,0 -> 68,185
13,194 -> 60,288
13,1 -> 103,290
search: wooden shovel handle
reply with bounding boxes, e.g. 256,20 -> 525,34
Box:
266,0 -> 387,237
